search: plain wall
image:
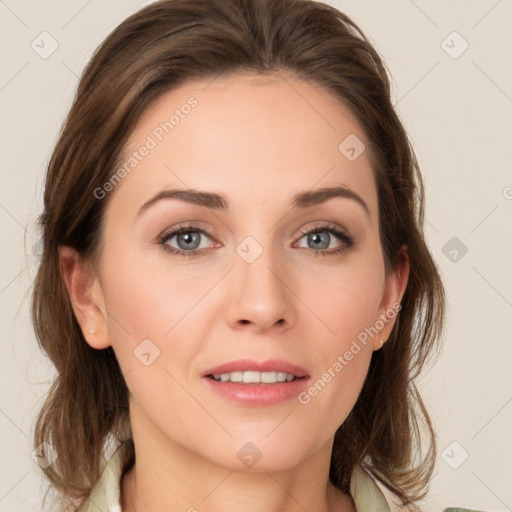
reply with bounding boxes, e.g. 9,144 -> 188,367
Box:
0,1 -> 510,510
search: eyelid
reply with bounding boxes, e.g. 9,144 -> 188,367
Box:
296,221 -> 350,238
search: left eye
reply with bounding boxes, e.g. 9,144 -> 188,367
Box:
294,227 -> 353,254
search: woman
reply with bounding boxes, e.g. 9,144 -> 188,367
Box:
31,0 -> 461,510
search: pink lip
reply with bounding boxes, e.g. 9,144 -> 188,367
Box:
201,358 -> 309,378
202,377 -> 310,406
201,358 -> 310,407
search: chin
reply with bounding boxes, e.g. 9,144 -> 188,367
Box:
201,436 -> 314,473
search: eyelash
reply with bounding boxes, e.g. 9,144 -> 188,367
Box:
157,222 -> 355,259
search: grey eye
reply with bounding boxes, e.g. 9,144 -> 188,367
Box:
175,231 -> 202,250
305,231 -> 331,250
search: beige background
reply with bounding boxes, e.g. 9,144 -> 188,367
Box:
0,1 -> 511,510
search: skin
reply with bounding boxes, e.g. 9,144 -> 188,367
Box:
61,70 -> 409,512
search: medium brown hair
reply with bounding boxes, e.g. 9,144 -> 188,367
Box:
32,0 -> 445,509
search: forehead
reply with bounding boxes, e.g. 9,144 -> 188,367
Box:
107,70 -> 377,219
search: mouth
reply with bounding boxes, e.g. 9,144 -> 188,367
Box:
201,358 -> 309,381
200,358 -> 310,406
205,371 -> 306,384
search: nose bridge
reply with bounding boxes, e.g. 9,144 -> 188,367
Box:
226,233 -> 294,331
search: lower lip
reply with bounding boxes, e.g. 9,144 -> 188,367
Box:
202,376 -> 310,406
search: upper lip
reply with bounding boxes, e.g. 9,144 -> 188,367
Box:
202,358 -> 309,378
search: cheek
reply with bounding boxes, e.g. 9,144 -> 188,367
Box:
299,256 -> 384,344
100,242 -> 200,339
98,240 -> 218,390
296,320 -> 373,444
291,256 -> 383,423
100,250 -> 204,422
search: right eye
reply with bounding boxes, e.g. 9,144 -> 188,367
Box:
157,224 -> 216,257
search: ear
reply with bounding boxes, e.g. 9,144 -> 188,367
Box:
372,244 -> 409,351
59,245 -> 110,349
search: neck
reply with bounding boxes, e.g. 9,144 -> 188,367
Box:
121,466 -> 355,512
120,405 -> 356,512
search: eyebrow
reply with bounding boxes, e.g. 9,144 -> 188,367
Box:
137,185 -> 371,219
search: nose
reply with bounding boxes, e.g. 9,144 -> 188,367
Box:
224,243 -> 296,333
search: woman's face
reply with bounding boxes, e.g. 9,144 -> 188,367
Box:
82,71 -> 405,471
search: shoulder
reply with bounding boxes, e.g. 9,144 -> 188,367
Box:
350,467 -> 490,512
76,441 -> 132,512
350,465 -> 391,511
442,508 -> 491,512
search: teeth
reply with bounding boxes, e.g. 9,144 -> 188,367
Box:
210,371 -> 297,383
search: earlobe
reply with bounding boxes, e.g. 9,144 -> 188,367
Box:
373,244 -> 410,351
59,245 -> 110,350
